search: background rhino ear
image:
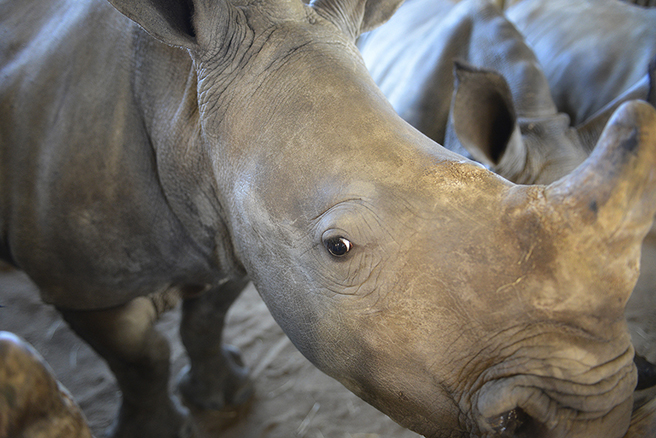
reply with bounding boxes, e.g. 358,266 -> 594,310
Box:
309,0 -> 405,39
447,62 -> 524,172
107,0 -> 211,49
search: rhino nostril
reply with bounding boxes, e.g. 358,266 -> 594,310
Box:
489,408 -> 549,438
490,408 -> 527,436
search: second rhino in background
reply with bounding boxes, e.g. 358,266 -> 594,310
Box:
357,0 -> 655,184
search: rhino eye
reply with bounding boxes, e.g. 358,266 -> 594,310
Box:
324,236 -> 353,257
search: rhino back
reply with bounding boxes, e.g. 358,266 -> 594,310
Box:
0,0 -> 219,309
506,0 -> 656,125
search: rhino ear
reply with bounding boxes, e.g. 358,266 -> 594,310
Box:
448,62 -> 524,172
309,0 -> 405,39
107,0 -> 231,50
106,0 -> 197,48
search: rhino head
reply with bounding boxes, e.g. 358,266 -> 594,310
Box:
109,0 -> 656,436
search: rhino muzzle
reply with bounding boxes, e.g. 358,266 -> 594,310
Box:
473,346 -> 637,438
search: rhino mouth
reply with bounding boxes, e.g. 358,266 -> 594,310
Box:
473,345 -> 637,438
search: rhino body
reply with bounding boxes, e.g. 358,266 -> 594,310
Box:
3,0 -> 656,437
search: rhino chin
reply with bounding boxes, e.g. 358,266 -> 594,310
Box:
473,361 -> 636,438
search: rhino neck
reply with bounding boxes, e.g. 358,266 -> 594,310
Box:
129,28 -> 246,279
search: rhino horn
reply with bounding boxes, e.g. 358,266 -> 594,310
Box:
542,101 -> 656,310
546,100 -> 656,238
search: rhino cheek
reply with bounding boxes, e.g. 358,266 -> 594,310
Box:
307,307 -> 465,436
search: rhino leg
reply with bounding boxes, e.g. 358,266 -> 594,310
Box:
177,277 -> 253,413
60,295 -> 187,438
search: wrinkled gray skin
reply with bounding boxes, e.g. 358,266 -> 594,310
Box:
3,1 -> 656,438
505,0 -> 656,128
0,331 -> 93,438
357,0 -> 642,185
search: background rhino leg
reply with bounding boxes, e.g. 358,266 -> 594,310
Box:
59,295 -> 186,438
177,277 -> 253,414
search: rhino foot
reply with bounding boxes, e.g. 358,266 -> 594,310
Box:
176,344 -> 254,411
106,398 -> 193,438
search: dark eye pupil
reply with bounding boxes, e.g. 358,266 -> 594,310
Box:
325,237 -> 352,257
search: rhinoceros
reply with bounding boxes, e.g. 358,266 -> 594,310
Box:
504,0 -> 656,128
0,331 -> 93,438
3,0 -> 656,437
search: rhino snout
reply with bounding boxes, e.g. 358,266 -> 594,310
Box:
472,348 -> 636,438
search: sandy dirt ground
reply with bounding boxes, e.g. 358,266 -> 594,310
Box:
2,241 -> 656,438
